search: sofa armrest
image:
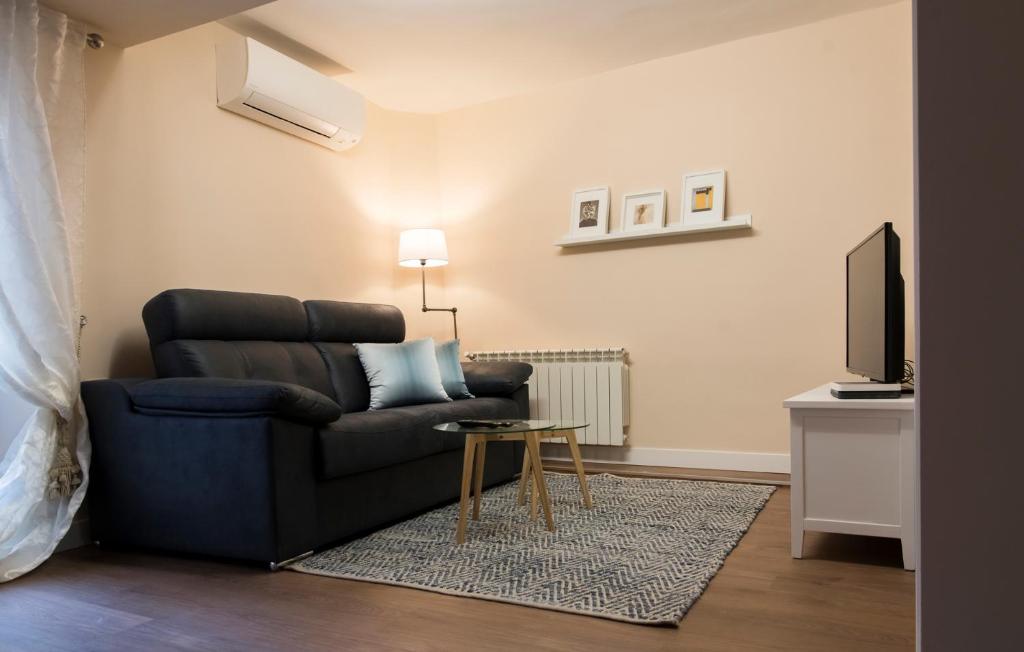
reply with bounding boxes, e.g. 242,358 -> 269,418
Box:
128,377 -> 342,424
82,378 -> 319,564
461,361 -> 533,397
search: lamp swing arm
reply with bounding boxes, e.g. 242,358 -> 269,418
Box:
419,261 -> 458,339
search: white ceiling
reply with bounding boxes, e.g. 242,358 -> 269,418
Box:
241,0 -> 900,114
44,0 -> 273,47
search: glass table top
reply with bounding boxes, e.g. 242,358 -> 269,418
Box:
432,419 -> 589,434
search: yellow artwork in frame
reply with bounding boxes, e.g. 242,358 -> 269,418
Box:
681,170 -> 726,225
691,185 -> 714,212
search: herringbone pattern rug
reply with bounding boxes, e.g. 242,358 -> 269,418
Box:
291,473 -> 775,625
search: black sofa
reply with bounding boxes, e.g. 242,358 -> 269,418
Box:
82,289 -> 532,567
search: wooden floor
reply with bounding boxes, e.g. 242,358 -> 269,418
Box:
0,477 -> 915,651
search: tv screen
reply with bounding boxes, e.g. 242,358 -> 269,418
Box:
846,223 -> 904,383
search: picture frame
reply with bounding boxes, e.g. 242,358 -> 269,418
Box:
620,190 -> 666,233
570,187 -> 610,236
681,169 -> 726,225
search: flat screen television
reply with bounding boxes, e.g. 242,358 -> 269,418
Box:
846,222 -> 904,383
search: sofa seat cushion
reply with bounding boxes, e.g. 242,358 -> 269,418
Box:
318,397 -> 520,479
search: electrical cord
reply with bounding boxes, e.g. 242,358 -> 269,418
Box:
902,359 -> 915,386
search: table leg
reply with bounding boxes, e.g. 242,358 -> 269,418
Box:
525,432 -> 555,532
517,445 -> 531,506
530,471 -> 538,520
563,429 -> 593,508
456,434 -> 477,544
472,439 -> 487,520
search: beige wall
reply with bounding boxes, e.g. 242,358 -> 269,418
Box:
81,4 -> 912,459
432,3 -> 913,454
80,22 -> 440,379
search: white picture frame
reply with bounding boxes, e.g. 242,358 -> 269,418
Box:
681,169 -> 726,225
570,187 -> 610,236
620,190 -> 666,233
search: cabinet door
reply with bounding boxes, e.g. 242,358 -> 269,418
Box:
802,414 -> 902,528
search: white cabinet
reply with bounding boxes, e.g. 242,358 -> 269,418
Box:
784,384 -> 916,571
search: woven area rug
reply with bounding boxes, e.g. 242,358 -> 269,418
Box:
291,473 -> 775,625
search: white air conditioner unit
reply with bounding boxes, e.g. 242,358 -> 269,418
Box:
216,36 -> 365,151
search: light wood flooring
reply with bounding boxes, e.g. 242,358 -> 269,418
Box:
0,466 -> 914,651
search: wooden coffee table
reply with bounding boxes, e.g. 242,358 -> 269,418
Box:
432,420 -> 592,544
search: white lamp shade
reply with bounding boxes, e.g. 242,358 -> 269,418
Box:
398,228 -> 449,267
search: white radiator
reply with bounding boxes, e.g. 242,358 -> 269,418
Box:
466,348 -> 629,446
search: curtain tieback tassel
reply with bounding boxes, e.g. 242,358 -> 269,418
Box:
48,414 -> 82,500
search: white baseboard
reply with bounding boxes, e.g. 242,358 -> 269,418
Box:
541,443 -> 790,474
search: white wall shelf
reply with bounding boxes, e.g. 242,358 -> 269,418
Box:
554,214 -> 752,248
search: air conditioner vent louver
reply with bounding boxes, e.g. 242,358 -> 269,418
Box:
242,92 -> 339,139
216,36 -> 365,151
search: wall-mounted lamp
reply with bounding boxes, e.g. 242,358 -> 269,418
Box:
399,228 -> 458,339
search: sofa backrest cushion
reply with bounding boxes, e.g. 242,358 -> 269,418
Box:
143,289 -> 335,398
304,300 -> 406,413
143,289 -> 308,346
151,340 -> 336,399
304,300 -> 405,344
140,290 -> 409,407
311,343 -> 371,413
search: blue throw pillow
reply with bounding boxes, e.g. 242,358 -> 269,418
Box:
435,339 -> 474,400
354,338 -> 452,410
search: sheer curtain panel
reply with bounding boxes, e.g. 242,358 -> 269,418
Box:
0,0 -> 90,582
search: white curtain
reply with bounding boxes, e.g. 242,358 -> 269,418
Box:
0,0 -> 90,582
